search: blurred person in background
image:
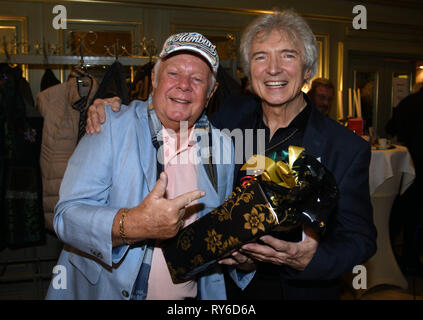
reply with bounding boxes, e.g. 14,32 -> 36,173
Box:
307,77 -> 335,116
386,82 -> 423,274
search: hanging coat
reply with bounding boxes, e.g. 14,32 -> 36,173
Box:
40,68 -> 61,92
207,65 -> 243,116
129,62 -> 154,102
0,64 -> 45,249
37,70 -> 98,231
92,61 -> 130,105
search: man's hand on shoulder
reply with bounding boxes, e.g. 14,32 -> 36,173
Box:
86,96 -> 122,134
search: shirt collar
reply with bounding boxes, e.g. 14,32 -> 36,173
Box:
255,92 -> 312,132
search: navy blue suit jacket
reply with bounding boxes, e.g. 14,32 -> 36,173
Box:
210,94 -> 377,299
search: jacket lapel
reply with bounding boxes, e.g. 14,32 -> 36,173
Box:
303,107 -> 327,162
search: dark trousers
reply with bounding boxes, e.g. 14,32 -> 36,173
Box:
225,263 -> 283,300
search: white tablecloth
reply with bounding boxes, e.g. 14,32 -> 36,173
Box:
369,145 -> 415,196
364,144 -> 416,292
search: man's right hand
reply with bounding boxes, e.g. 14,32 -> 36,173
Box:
112,172 -> 206,246
86,96 -> 122,134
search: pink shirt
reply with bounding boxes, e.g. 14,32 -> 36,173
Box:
146,126 -> 199,300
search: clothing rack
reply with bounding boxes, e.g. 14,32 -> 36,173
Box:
1,34 -> 157,67
0,54 -> 154,66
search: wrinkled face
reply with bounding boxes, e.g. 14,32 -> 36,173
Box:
249,29 -> 311,108
311,85 -> 334,115
152,53 -> 215,131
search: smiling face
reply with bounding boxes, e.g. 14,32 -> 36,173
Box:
249,29 -> 311,110
151,53 -> 216,131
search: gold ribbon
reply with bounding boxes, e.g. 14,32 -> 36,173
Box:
240,146 -> 305,189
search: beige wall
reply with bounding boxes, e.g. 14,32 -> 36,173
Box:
1,0 -> 423,121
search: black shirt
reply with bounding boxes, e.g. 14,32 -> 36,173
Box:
211,94 -> 314,299
211,93 -> 376,300
234,101 -> 312,290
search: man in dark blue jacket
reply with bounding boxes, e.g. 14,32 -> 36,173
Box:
211,92 -> 375,299
210,9 -> 376,300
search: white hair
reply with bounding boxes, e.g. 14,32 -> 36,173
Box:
240,9 -> 318,82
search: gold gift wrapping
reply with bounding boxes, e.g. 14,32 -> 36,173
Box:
240,145 -> 305,188
162,182 -> 280,282
162,145 -> 337,282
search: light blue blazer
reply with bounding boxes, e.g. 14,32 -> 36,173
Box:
46,100 -> 253,300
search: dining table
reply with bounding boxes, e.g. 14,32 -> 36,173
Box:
363,144 -> 415,292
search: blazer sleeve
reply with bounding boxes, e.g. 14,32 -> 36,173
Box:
53,109 -> 122,268
284,143 -> 377,280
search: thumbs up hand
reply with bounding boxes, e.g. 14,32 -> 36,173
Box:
114,172 -> 205,245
